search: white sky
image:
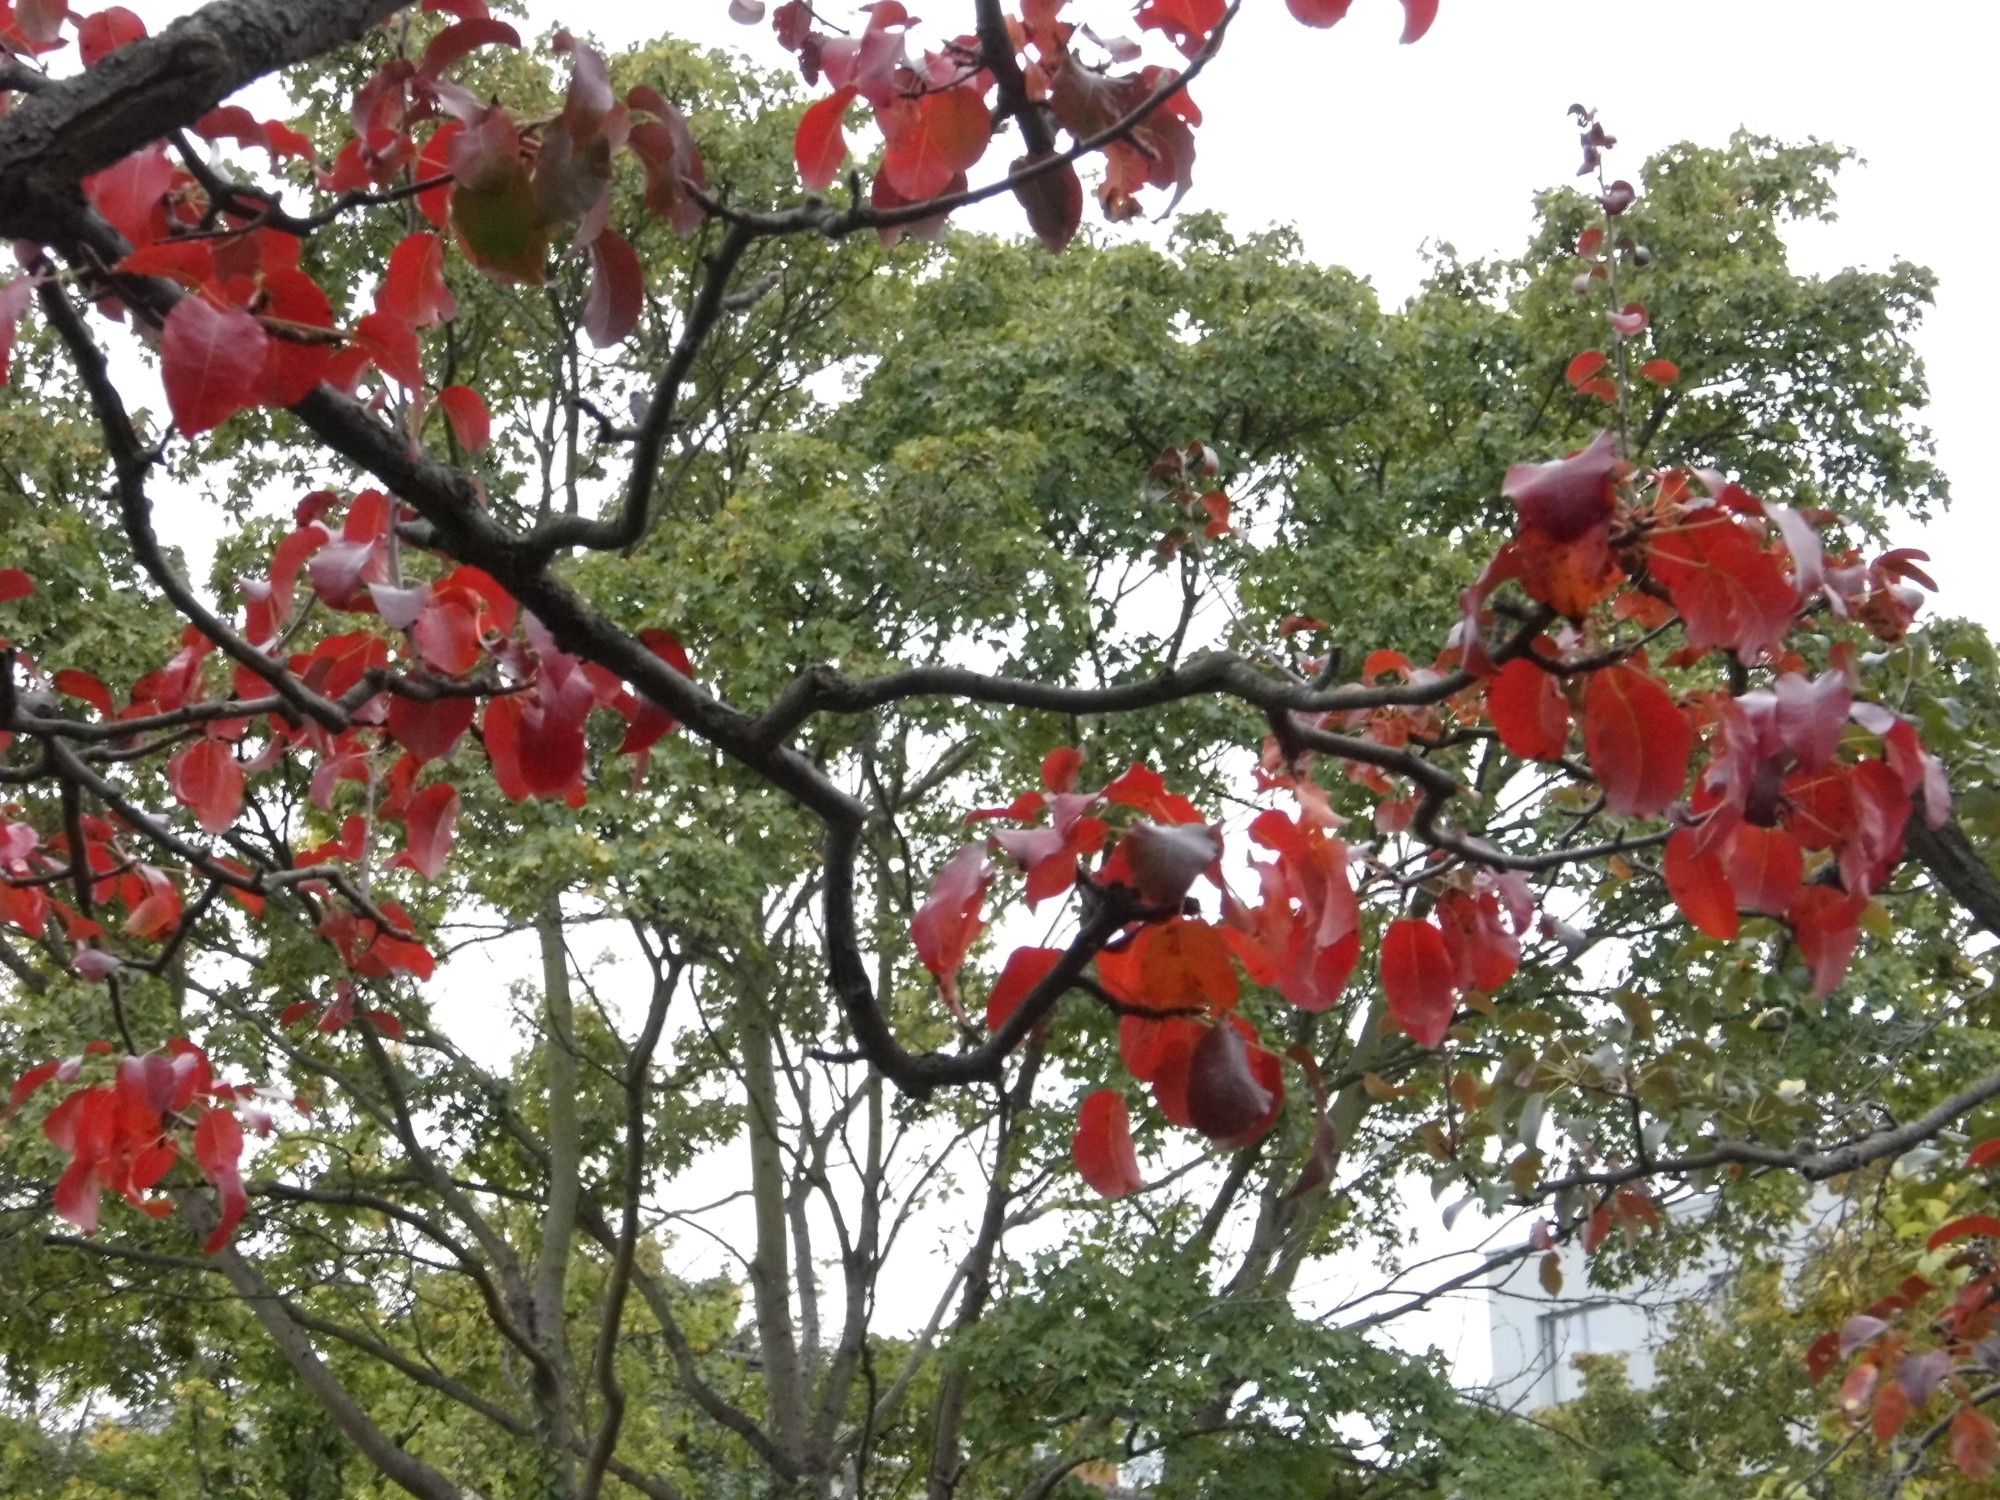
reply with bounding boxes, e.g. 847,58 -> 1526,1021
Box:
106,0 -> 1996,1398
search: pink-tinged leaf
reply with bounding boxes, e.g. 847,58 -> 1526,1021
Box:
167,738 -> 245,834
160,298 -> 269,435
1788,885 -> 1866,998
1950,1408 -> 1999,1482
72,948 -> 124,982
376,231 -> 457,328
1399,0 -> 1438,42
412,600 -> 482,675
354,311 -> 424,389
417,16 -> 522,78
193,1107 -> 248,1252
1012,155 -> 1083,253
1072,1089 -> 1143,1198
1186,1020 -> 1280,1148
1503,430 -> 1625,543
390,783 -> 458,880
1925,1213 -> 2000,1253
387,694 -> 476,763
1608,302 -> 1648,337
1117,819 -> 1223,906
796,87 -> 857,193
583,229 -> 644,348
77,6 -> 147,66
437,384 -> 491,451
54,1158 -> 104,1235
912,843 -> 992,1006
370,582 -> 431,630
986,945 -> 1064,1031
1564,350 -> 1607,389
0,567 -> 33,603
1640,358 -> 1680,384
729,0 -> 766,20
1381,917 -> 1456,1048
1582,664 -> 1691,817
1487,658 -> 1569,761
880,84 -> 991,201
0,274 -> 33,387
1286,0 -> 1353,26
1664,829 -> 1738,940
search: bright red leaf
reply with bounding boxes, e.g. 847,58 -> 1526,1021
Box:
1072,1089 -> 1142,1198
1583,664 -> 1691,817
1381,917 -> 1456,1048
161,298 -> 270,435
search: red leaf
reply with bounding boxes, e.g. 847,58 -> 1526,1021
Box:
354,311 -> 424,389
583,228 -> 644,348
1564,350 -> 1607,389
1647,509 -> 1798,662
1582,664 -> 1691,817
1967,1137 -> 2000,1172
1640,358 -> 1680,384
796,87 -> 857,192
1723,824 -> 1803,917
1013,155 -> 1083,253
389,783 -> 458,880
1664,828 -> 1739,940
1186,1019 -> 1281,1148
1926,1213 -> 2000,1253
1951,1407 -> 1999,1480
1072,1089 -> 1142,1198
166,738 -> 245,834
1503,430 -> 1625,543
77,7 -> 147,67
1788,885 -> 1867,998
482,693 -> 585,802
618,627 -> 695,769
376,231 -> 457,328
256,269 -> 335,407
912,843 -> 992,1007
880,85 -> 990,201
0,274 -> 33,387
437,385 -> 492,451
392,692 -> 482,764
161,298 -> 269,435
1871,1380 -> 1912,1444
1487,658 -> 1569,761
1286,0 -> 1352,25
1381,917 -> 1456,1048
1399,0 -> 1439,41
7,1059 -> 61,1117
0,567 -> 33,604
417,16 -> 522,78
193,1107 -> 247,1252
986,945 -> 1064,1031
1115,819 -> 1222,906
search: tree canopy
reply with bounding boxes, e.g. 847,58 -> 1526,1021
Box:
2,3 -> 1998,1496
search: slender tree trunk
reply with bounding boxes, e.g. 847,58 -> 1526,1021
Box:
533,901 -> 580,1494
745,987 -> 811,1490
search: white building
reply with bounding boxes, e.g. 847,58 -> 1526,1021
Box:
1484,1190 -> 1846,1411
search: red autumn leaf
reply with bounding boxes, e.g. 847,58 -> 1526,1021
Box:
619,627 -> 695,770
1113,819 -> 1222,906
482,693 -> 586,802
1,274 -> 35,387
796,87 -> 858,192
986,945 -> 1064,1031
417,16 -> 522,78
1640,358 -> 1681,384
0,567 -> 33,603
1097,917 -> 1238,1014
1583,664 -> 1691,817
411,600 -> 482,675
1072,1088 -> 1143,1198
387,694 -> 476,763
1967,1137 -> 2000,1172
1285,0 -> 1351,26
1926,1213 -> 2000,1253
1399,0 -> 1439,41
1013,155 -> 1083,253
257,268 -> 336,407
1871,1380 -> 1912,1444
437,384 -> 491,451
389,783 -> 458,880
161,298 -> 270,435
354,311 -> 424,389
1381,917 -> 1456,1048
1564,350 -> 1607,389
376,231 -> 457,328
1609,302 -> 1649,337
1950,1407 -> 1999,1481
166,738 -> 245,834
911,843 -> 992,1007
1186,1019 -> 1281,1147
1788,885 -> 1867,998
1664,828 -> 1739,940
1487,658 -> 1569,761
880,85 -> 990,201
77,6 -> 147,66
193,1107 -> 247,1252
7,1059 -> 62,1117
1503,430 -> 1625,543
583,228 -> 645,348
1647,509 -> 1798,662
1724,824 -> 1803,917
